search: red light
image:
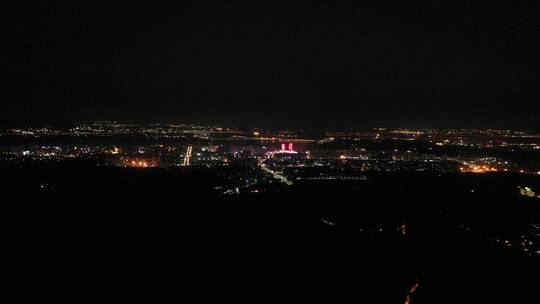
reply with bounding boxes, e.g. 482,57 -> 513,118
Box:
281,143 -> 286,150
288,143 -> 293,151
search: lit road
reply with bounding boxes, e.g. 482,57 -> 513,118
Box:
182,145 -> 192,166
259,152 -> 293,186
260,163 -> 293,186
404,280 -> 420,304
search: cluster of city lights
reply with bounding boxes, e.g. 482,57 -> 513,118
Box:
459,162 -> 540,175
122,159 -> 157,168
460,164 -> 499,173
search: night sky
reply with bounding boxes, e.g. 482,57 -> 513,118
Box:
3,2 -> 540,130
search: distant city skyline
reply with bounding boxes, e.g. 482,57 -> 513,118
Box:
2,120 -> 540,134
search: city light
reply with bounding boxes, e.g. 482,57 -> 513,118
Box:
460,163 -> 498,174
518,186 -> 537,198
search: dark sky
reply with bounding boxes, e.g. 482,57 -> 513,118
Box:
3,2 -> 540,130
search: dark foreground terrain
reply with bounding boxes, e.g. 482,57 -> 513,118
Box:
4,161 -> 540,303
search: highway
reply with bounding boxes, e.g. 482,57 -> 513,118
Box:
259,152 -> 294,186
260,163 -> 293,186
